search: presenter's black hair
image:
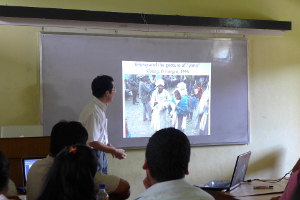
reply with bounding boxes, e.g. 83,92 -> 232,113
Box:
37,145 -> 98,200
0,151 -> 10,192
50,120 -> 88,156
92,75 -> 114,98
146,127 -> 190,182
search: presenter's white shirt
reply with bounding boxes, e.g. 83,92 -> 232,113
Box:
79,97 -> 109,145
135,178 -> 214,200
27,155 -> 120,200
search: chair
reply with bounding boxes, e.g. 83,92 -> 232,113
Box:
0,125 -> 43,138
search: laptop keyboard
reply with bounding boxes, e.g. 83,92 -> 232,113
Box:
211,180 -> 231,187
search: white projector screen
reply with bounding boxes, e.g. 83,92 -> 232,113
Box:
41,33 -> 249,148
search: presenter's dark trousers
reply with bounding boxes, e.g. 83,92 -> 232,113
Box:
94,150 -> 108,174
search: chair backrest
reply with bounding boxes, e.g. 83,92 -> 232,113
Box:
1,125 -> 43,138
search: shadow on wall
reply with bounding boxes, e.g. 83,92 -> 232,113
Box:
247,148 -> 287,179
42,83 -> 78,136
4,84 -> 40,126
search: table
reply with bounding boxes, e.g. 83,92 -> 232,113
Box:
226,179 -> 288,200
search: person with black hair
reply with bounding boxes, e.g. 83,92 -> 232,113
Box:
36,145 -> 98,200
139,75 -> 152,121
79,75 -> 127,175
170,89 -> 188,132
136,128 -> 214,200
128,74 -> 139,105
27,120 -> 130,200
0,151 -> 10,200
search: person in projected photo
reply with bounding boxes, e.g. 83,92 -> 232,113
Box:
195,82 -> 203,101
176,82 -> 189,131
187,90 -> 198,123
125,119 -> 131,138
124,79 -> 131,101
150,75 -> 156,86
199,99 -> 209,135
150,79 -> 171,131
194,82 -> 210,135
146,77 -> 155,97
139,75 -> 152,121
187,81 -> 195,96
170,90 -> 188,132
128,74 -> 139,105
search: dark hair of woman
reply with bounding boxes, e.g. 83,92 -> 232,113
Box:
0,151 -> 10,194
37,144 -> 98,200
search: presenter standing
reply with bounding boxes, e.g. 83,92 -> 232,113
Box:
79,75 -> 126,174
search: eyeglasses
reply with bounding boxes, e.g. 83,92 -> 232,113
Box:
112,87 -> 116,93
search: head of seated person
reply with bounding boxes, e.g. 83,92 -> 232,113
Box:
138,127 -> 214,200
0,151 -> 10,199
37,144 -> 98,200
143,127 -> 190,183
49,120 -> 88,157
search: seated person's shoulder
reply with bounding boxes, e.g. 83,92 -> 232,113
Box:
94,173 -> 130,199
6,179 -> 17,196
94,173 -> 120,193
28,157 -> 52,175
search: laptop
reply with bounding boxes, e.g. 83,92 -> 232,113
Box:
197,151 -> 251,191
21,156 -> 45,188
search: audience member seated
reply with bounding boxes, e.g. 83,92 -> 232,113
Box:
0,151 -> 19,200
271,159 -> 300,200
291,177 -> 300,200
135,127 -> 214,200
37,145 -> 101,200
27,120 -> 130,200
0,151 -> 10,200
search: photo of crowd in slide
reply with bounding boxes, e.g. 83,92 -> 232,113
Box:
123,61 -> 211,138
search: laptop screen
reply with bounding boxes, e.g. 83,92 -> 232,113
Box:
229,151 -> 251,189
21,157 -> 45,186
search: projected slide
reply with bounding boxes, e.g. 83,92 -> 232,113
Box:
123,61 -> 211,138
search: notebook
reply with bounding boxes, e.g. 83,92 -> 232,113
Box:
21,156 -> 45,187
197,151 -> 251,191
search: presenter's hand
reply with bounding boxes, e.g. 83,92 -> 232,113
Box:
113,149 -> 127,159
